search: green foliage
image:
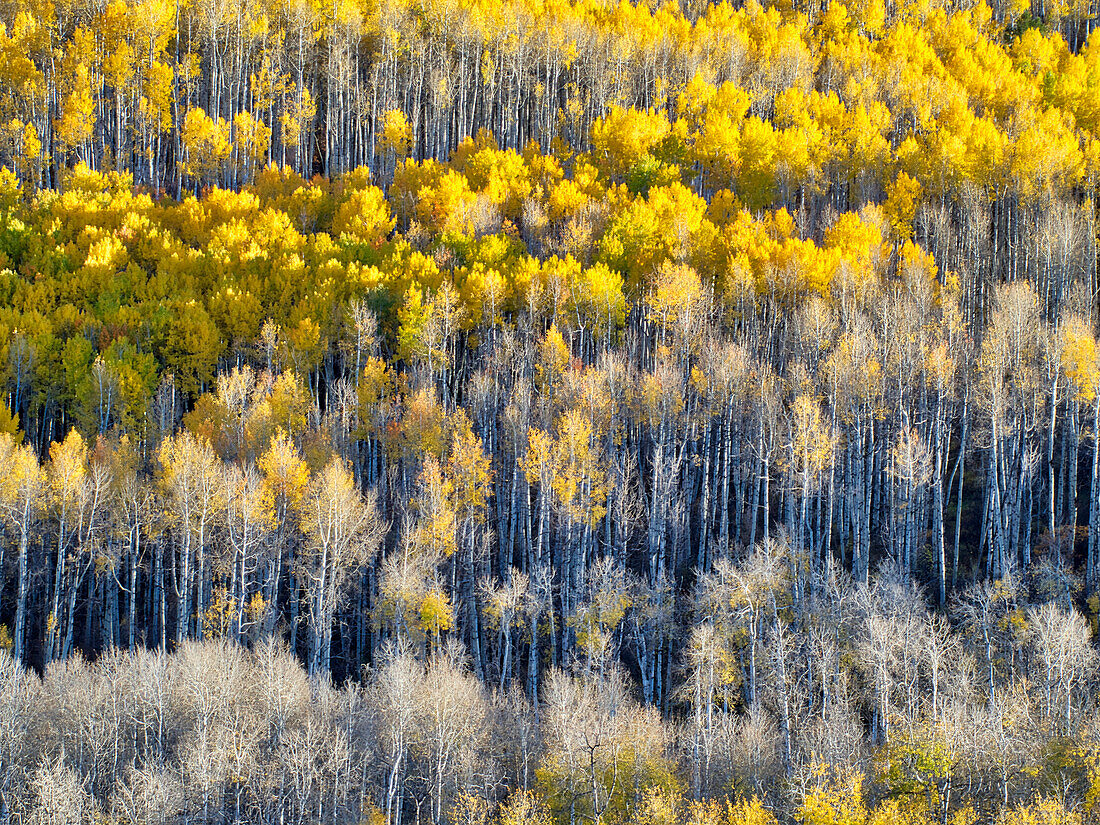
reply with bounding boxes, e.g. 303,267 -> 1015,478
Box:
878,733 -> 954,802
1031,738 -> 1097,807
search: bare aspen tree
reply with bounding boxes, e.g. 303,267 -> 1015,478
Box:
1026,602 -> 1097,734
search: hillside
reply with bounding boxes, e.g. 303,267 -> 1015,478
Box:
2,0 -> 1100,821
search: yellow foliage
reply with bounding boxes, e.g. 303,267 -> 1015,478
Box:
449,411 -> 492,518
379,109 -> 414,160
0,399 -> 21,442
633,786 -> 682,825
181,107 -> 232,183
203,586 -> 236,639
882,172 -> 922,240
1060,314 -> 1099,402
590,105 -> 672,181
536,324 -> 572,391
684,796 -> 778,825
996,797 -> 1081,825
48,429 -> 88,507
232,111 -> 271,178
798,764 -> 868,825
55,60 -> 96,155
727,796 -> 780,825
394,388 -> 447,462
418,588 -> 454,636
450,792 -> 491,825
411,456 -> 457,557
550,409 -> 608,529
0,433 -> 45,521
496,790 -> 553,825
333,181 -> 394,246
824,211 -> 886,285
259,428 -> 310,507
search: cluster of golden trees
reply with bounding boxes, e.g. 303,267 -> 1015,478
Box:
0,0 -> 1099,208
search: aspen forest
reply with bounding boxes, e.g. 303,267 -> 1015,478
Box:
7,0 -> 1100,820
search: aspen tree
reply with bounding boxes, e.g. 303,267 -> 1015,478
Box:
298,456 -> 383,675
0,434 -> 43,663
158,432 -> 223,645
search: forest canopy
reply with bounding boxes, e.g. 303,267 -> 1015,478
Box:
4,0 -> 1100,821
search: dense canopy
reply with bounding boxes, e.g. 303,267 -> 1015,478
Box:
4,0 -> 1100,821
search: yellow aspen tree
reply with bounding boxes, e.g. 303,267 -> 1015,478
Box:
449,411 -> 492,672
44,430 -> 88,666
258,429 -> 310,639
180,107 -> 232,188
298,455 -> 383,674
0,433 -> 44,663
231,111 -> 271,185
